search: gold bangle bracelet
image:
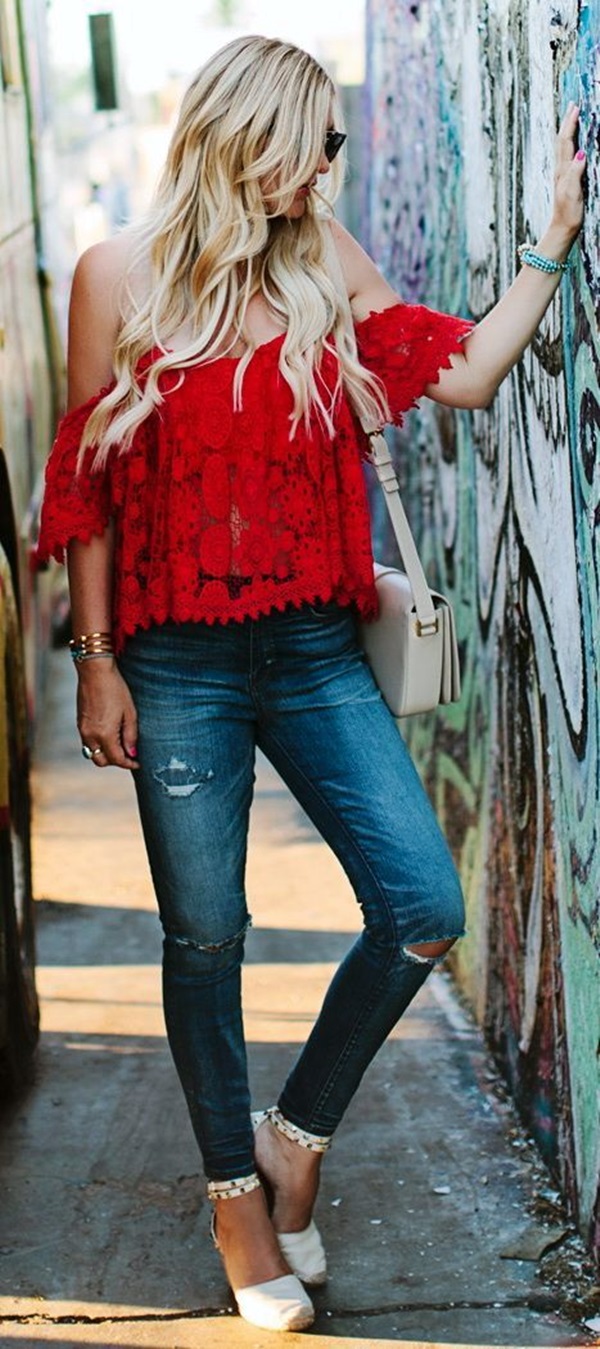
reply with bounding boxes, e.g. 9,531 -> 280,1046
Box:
70,630 -> 112,644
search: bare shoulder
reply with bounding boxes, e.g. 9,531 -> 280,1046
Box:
328,218 -> 401,321
76,229 -> 137,274
68,234 -> 139,409
71,233 -> 136,318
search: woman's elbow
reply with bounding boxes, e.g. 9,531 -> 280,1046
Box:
455,376 -> 498,410
466,385 -> 497,410
427,374 -> 498,412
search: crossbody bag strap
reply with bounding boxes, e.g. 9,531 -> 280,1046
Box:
367,434 -> 437,632
322,224 -> 437,633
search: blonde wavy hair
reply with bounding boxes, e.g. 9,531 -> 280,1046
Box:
81,34 -> 390,467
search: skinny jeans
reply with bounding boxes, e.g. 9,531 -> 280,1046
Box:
119,603 -> 465,1180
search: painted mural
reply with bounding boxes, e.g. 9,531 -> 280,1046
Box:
364,0 -> 600,1259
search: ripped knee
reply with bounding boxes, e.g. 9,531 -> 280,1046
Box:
403,935 -> 458,965
166,915 -> 252,955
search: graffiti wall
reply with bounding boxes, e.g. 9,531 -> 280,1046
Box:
364,0 -> 600,1258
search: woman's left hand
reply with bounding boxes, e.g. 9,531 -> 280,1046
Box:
551,104 -> 586,244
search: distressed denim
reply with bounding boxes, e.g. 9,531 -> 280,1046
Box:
119,604 -> 465,1179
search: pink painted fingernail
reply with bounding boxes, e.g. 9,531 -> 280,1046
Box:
576,149 -> 586,160
128,745 -> 138,757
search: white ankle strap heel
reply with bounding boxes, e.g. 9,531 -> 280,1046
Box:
209,1195 -> 315,1332
252,1109 -> 331,1286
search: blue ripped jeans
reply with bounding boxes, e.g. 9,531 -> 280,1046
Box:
119,603 -> 465,1180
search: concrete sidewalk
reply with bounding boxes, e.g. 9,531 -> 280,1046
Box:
0,652 -> 594,1348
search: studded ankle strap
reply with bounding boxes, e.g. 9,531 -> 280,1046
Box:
207,1172 -> 261,1201
267,1107 -> 332,1154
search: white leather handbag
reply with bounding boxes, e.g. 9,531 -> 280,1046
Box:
359,433 -> 461,718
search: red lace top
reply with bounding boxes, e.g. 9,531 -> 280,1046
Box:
37,303 -> 472,650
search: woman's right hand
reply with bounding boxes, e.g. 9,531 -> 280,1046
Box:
76,660 -> 139,770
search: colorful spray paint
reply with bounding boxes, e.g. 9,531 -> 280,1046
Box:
365,0 -> 600,1260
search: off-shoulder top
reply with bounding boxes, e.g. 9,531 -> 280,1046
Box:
37,303 -> 472,651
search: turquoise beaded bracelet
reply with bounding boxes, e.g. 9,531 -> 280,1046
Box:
517,243 -> 572,275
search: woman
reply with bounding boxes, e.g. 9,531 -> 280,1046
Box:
38,34 -> 585,1333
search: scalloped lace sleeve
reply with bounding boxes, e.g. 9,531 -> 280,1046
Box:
355,302 -> 474,424
37,393 -> 113,564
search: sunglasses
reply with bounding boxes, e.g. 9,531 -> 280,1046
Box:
324,129 -> 347,163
